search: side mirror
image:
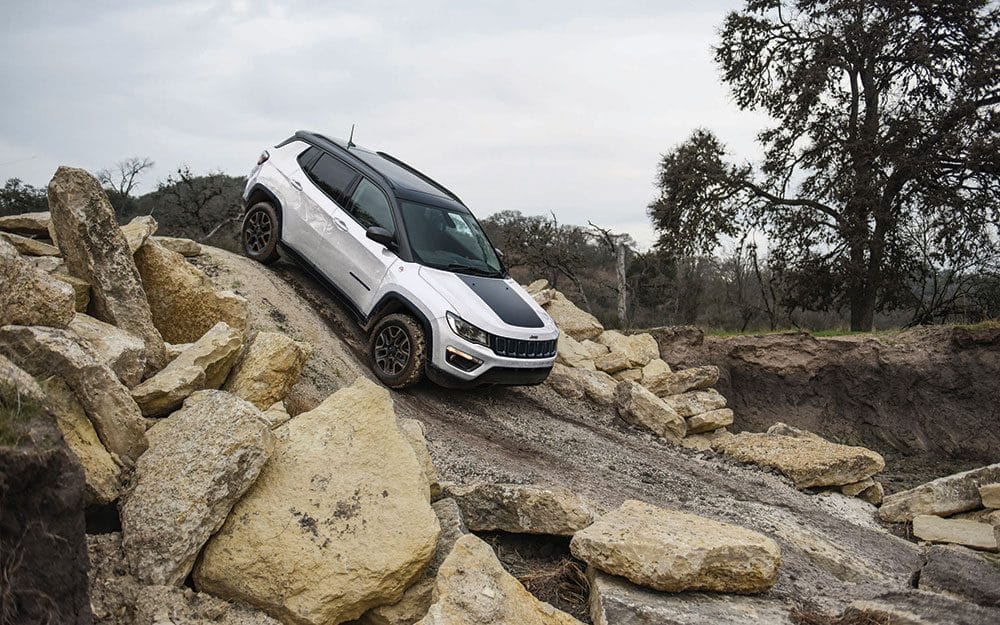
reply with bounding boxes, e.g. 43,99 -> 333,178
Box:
366,226 -> 396,249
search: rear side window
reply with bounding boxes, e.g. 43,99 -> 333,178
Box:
348,178 -> 395,235
306,154 -> 358,207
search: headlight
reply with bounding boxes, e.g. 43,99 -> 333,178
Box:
446,312 -> 489,346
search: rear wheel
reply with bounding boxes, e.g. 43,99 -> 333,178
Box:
242,201 -> 281,264
369,314 -> 426,389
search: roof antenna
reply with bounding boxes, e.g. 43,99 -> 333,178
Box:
347,123 -> 356,148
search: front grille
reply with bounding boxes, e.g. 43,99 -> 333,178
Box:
489,335 -> 557,359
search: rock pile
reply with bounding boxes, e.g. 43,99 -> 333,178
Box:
880,464 -> 1000,552
527,279 -> 733,445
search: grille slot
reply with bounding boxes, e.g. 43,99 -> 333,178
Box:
489,335 -> 557,359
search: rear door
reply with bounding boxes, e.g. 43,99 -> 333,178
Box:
337,177 -> 399,312
286,152 -> 361,300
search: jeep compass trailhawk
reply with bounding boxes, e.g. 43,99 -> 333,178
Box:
241,131 -> 559,389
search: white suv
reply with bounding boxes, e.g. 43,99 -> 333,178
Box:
240,131 -> 559,389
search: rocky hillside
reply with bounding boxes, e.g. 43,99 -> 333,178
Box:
0,167 -> 998,625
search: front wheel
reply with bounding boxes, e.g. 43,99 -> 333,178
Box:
369,314 -> 426,389
242,201 -> 281,264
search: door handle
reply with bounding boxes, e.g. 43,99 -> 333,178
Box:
290,179 -> 302,191
333,218 -> 349,232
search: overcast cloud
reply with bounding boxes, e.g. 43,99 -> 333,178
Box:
0,0 -> 769,248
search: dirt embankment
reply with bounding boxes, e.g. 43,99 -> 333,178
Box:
651,325 -> 1000,467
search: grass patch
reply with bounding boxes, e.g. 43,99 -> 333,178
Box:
0,382 -> 46,447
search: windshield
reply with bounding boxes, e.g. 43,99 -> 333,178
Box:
400,201 -> 504,277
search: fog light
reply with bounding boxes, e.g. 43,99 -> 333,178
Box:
446,346 -> 483,372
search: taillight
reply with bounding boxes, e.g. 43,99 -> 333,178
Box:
257,150 -> 270,166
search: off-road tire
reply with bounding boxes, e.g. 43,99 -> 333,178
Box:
242,201 -> 281,264
369,313 -> 426,389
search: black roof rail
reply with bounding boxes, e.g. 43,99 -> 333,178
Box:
375,151 -> 463,205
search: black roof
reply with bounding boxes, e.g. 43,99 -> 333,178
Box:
292,130 -> 468,212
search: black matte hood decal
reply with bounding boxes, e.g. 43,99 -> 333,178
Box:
456,275 -> 544,328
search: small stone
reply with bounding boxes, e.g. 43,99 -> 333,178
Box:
980,483 -> 1000,509
152,236 -> 201,257
612,368 -> 642,382
766,422 -> 824,440
679,428 -> 733,452
686,408 -> 734,434
443,482 -> 596,536
858,481 -> 885,506
524,279 -> 549,294
912,515 -> 997,551
615,380 -> 687,442
261,401 -> 290,429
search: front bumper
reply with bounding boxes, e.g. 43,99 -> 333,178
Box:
426,363 -> 553,388
428,315 -> 557,386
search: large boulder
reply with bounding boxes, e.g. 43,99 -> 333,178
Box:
919,544 -> 1000,607
68,313 -> 146,387
879,463 -> 1000,522
415,534 -> 584,625
570,500 -> 780,594
222,331 -> 311,409
596,331 -> 660,368
0,237 -> 76,328
443,482 -> 596,536
0,210 -> 51,236
40,377 -> 122,505
361,498 -> 468,625
194,378 -> 440,625
400,418 -> 441,500
542,291 -> 603,341
912,515 -> 997,551
614,380 -> 687,442
131,322 -> 243,417
0,325 -> 147,463
120,390 -> 274,586
643,365 -> 720,397
47,166 -> 166,372
134,238 -> 249,344
0,356 -> 92,625
660,388 -> 728,418
547,363 -> 617,405
712,432 -> 885,489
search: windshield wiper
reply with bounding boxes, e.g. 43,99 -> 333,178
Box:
445,263 -> 502,278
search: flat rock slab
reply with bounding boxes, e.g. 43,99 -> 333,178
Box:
588,568 -> 793,625
880,463 -> 1000,522
443,482 -> 596,536
912,515 -> 998,551
918,544 -> 1000,607
643,365 -> 720,397
0,237 -> 76,328
712,432 -> 885,489
0,231 -> 60,256
661,389 -> 728,418
120,390 -> 273,585
570,500 -> 780,594
0,210 -> 51,236
842,590 -> 1000,625
415,534 -> 584,625
194,378 -> 440,625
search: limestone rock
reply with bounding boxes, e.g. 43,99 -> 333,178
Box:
532,289 -> 554,307
361,498 -> 468,625
40,377 -> 122,505
712,432 -> 885,489
222,331 -> 311,409
53,273 -> 91,312
766,422 -> 824,440
547,363 -> 617,405
919,544 -> 1000,607
640,358 -> 671,390
980,483 -> 1000,509
131,322 -> 243,417
556,333 -> 596,370
47,166 -> 166,372
69,313 -> 146,387
542,291 -> 603,341
841,477 -> 876,497
444,482 -> 596,536
401,418 -> 441,500
594,350 -> 630,374
415,534 -> 584,625
950,509 -> 1000,525
596,331 -> 659,368
0,210 -> 50,236
0,237 -> 75,328
859,481 -> 885,506
134,584 -> 282,625
588,567 -> 794,625
0,231 -> 60,256
134,237 -> 249,344
570,500 -> 780,594
613,368 -> 643,383
27,254 -> 63,273
120,215 -> 157,253
912,515 -> 998,551
644,365 -> 720,397
152,235 -> 202,257
261,401 -> 290,429
679,428 -> 734,452
841,590 -> 1000,625
121,390 -> 274,585
164,341 -> 191,362
524,279 -> 549,294
0,324 -> 147,462
581,339 -> 610,359
880,463 -> 1000,522
615,380 -> 686,442
194,378 -> 440,625
661,389 -> 728,418
686,408 -> 734,434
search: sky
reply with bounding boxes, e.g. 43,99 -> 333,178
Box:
0,0 -> 770,249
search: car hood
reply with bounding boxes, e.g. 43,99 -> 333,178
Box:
418,267 -> 556,335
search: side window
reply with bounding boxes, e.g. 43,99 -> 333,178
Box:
348,178 -> 395,235
306,154 -> 358,207
296,146 -> 320,170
